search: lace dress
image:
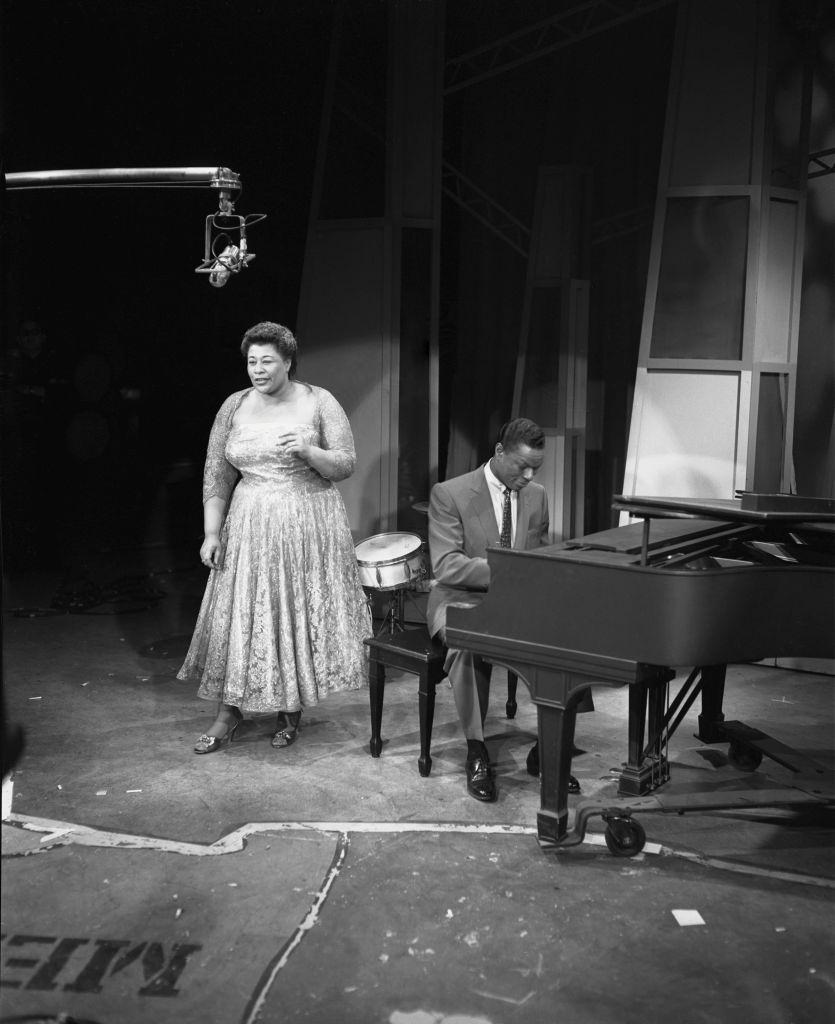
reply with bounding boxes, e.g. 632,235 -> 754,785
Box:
177,385 -> 371,712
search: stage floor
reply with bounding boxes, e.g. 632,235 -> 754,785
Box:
2,552 -> 834,1024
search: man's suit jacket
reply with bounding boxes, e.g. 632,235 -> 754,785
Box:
426,466 -> 550,640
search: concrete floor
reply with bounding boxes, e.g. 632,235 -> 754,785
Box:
2,550 -> 834,1024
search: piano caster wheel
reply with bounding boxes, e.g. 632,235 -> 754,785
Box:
728,741 -> 763,773
603,815 -> 646,858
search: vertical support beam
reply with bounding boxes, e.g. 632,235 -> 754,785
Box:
512,166 -> 591,541
296,1 -> 444,540
388,0 -> 445,525
622,0 -> 811,507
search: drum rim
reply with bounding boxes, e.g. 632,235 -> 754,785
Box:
354,531 -> 423,567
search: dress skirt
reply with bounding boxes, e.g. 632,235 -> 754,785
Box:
178,463 -> 371,713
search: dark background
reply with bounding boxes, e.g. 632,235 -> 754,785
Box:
0,0 -> 672,576
4,1 -> 827,583
1,0 -> 334,572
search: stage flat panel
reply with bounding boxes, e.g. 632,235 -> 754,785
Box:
650,197 -> 748,360
297,225 -> 390,540
761,199 -> 798,363
669,0 -> 757,186
629,370 -> 740,499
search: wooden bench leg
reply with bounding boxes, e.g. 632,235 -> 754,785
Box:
369,658 -> 385,758
506,670 -> 518,719
418,666 -> 439,777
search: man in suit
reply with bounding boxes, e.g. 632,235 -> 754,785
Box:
428,417 -> 576,802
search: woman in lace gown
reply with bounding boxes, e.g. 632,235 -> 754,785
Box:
178,322 -> 371,752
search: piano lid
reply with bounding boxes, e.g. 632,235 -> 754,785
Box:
614,494 -> 835,526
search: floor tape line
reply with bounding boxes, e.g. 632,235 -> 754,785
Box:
656,845 -> 835,889
6,813 -> 539,855
5,813 -> 834,888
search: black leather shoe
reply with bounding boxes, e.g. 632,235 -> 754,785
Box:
466,756 -> 497,802
526,743 -> 581,794
468,743 -> 495,776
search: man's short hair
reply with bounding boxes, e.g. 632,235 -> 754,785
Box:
497,418 -> 545,451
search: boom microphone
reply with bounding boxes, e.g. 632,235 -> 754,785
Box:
208,244 -> 241,288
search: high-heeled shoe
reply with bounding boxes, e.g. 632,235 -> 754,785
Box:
271,710 -> 302,748
194,707 -> 243,754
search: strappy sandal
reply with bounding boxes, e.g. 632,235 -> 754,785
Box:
194,707 -> 243,754
271,710 -> 302,748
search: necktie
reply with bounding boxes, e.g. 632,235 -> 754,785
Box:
500,487 -> 512,548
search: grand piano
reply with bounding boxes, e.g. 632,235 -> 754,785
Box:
446,493 -> 835,856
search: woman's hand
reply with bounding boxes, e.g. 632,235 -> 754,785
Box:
200,534 -> 223,569
278,429 -> 316,462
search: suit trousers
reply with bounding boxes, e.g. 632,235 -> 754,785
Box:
442,645 -> 493,741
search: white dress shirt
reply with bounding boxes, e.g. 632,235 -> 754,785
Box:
484,461 -> 516,545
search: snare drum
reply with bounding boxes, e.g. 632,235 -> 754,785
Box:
355,532 -> 426,591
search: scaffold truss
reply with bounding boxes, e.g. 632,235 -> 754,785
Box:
444,0 -> 676,94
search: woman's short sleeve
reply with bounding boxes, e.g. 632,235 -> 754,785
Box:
202,391 -> 245,504
315,387 -> 356,481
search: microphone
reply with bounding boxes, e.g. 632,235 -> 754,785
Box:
209,244 -> 241,288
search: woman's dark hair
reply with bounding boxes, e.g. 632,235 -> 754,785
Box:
497,418 -> 545,452
240,321 -> 298,376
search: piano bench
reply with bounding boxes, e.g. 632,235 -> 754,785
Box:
364,628 -> 520,777
365,628 -> 447,777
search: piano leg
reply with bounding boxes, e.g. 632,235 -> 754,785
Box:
618,665 -> 673,796
696,664 -> 727,743
535,699 -> 579,845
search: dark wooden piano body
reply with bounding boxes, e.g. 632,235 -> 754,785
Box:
446,495 -> 835,852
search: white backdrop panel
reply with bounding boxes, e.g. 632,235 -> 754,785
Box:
628,370 -> 740,499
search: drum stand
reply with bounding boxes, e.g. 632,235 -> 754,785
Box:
373,582 -> 431,636
376,587 -> 407,635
